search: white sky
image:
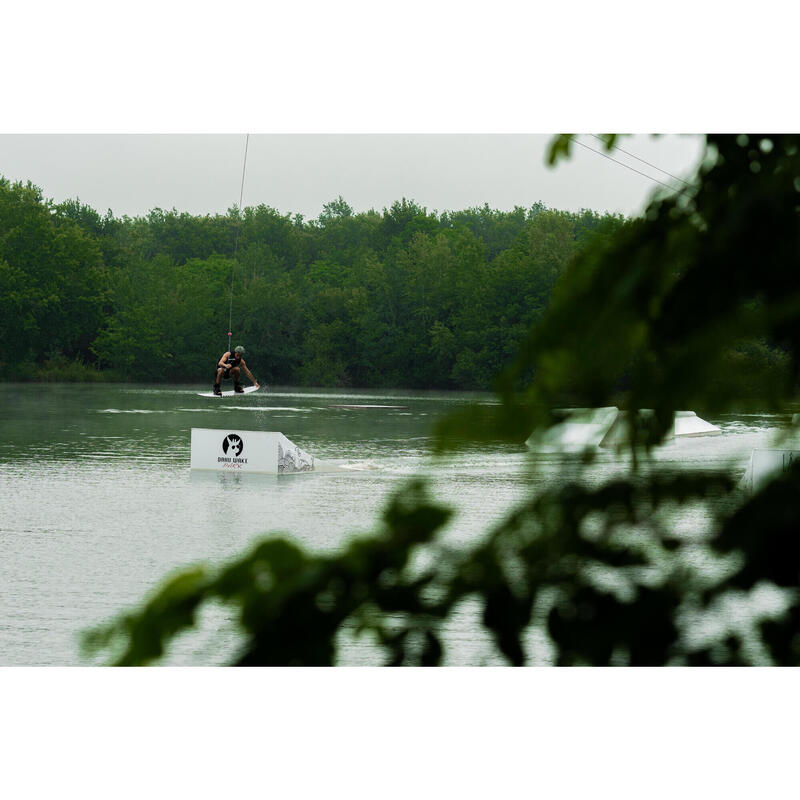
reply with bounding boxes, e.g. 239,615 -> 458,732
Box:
0,133 -> 705,220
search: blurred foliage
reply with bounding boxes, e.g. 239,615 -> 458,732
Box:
82,134 -> 800,666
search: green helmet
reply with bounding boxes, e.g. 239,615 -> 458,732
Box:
234,346 -> 246,354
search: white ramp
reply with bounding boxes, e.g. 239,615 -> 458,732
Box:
525,407 -> 619,452
191,428 -> 319,474
673,411 -> 721,438
527,408 -> 722,453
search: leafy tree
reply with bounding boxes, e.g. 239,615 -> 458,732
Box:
379,198 -> 440,250
84,134 -> 800,666
318,195 -> 354,223
298,285 -> 369,386
440,202 -> 546,260
92,255 -> 176,378
0,178 -> 106,368
310,205 -> 382,270
235,271 -> 306,384
54,198 -> 106,237
92,253 -> 232,378
240,204 -> 310,270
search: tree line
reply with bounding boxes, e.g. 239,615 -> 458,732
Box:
0,177 -> 625,388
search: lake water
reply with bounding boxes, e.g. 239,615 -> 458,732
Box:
0,384 -> 790,665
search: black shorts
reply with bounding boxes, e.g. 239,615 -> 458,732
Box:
217,366 -> 232,379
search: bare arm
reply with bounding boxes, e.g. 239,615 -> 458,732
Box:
241,359 -> 258,386
217,352 -> 231,368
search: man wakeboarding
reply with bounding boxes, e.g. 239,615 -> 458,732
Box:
213,345 -> 259,396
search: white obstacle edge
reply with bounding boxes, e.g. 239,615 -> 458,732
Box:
526,407 -> 722,453
190,427 -> 338,475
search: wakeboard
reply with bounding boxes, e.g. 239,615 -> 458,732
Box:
198,385 -> 260,398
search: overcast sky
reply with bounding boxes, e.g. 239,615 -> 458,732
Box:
2,3 -> 789,227
0,134 -> 704,221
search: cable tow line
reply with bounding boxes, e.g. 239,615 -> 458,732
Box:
227,133 -> 250,352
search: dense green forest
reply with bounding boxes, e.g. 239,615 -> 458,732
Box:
0,176 -> 626,388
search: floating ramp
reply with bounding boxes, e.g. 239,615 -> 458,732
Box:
191,428 -> 329,474
526,407 -> 620,452
526,408 -> 721,453
673,411 -> 723,437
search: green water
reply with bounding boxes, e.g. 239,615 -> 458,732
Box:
0,384 -> 531,665
0,384 -> 786,665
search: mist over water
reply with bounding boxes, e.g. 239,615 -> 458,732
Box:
0,384 -> 788,665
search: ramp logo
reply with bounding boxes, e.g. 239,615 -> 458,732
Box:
219,433 -> 248,467
222,434 -> 244,456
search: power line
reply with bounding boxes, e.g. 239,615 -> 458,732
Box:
589,134 -> 692,187
569,135 -> 687,193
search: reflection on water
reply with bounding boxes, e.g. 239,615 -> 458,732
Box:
0,383 -> 793,665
